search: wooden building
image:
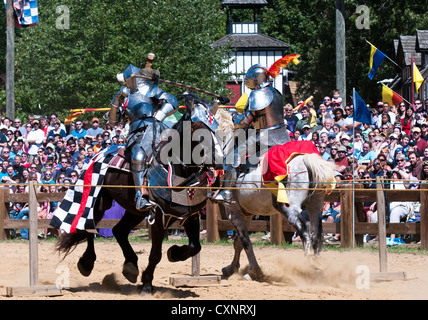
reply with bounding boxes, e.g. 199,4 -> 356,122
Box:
211,0 -> 290,104
392,31 -> 428,103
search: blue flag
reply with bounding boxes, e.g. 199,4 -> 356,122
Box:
353,89 -> 372,125
368,43 -> 386,80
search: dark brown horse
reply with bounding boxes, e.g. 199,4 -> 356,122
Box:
54,93 -> 222,294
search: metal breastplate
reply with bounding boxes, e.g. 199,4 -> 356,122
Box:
125,91 -> 156,123
250,87 -> 284,130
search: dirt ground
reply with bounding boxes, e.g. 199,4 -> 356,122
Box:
1,239 -> 428,300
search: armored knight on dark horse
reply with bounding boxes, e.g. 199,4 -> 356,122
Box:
108,53 -> 178,210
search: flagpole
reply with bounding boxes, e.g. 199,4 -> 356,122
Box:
365,39 -> 402,70
352,88 -> 356,249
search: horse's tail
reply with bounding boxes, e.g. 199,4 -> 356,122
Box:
55,232 -> 88,260
301,153 -> 337,191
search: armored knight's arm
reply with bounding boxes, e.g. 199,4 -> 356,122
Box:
153,91 -> 179,122
233,110 -> 255,130
108,86 -> 129,126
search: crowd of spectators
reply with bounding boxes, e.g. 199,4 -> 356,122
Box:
286,90 -> 428,244
4,113 -> 129,239
6,91 -> 428,243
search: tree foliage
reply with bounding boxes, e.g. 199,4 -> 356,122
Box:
1,1 -> 427,117
261,0 -> 428,104
1,0 -> 230,118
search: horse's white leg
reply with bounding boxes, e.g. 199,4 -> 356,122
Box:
276,201 -> 311,255
304,193 -> 326,256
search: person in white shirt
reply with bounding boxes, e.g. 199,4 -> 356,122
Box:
25,120 -> 45,162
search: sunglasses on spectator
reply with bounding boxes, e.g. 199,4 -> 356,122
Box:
397,159 -> 405,162
374,139 -> 382,142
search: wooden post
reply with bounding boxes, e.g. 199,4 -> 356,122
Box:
0,188 -> 8,240
420,182 -> 428,250
376,177 -> 387,273
206,199 -> 220,243
28,181 -> 39,286
335,0 -> 346,106
191,253 -> 200,277
6,0 -> 15,119
340,184 -> 354,248
270,213 -> 284,245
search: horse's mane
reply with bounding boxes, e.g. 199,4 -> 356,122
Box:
215,109 -> 234,133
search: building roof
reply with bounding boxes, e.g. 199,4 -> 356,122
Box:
221,0 -> 268,8
416,30 -> 428,51
211,33 -> 289,50
398,35 -> 421,66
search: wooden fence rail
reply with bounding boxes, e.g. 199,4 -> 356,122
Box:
1,182 -> 427,250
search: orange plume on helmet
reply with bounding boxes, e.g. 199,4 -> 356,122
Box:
267,54 -> 300,79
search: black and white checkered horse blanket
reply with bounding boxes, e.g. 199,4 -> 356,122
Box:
49,147 -> 122,233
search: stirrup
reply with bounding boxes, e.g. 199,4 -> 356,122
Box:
213,189 -> 233,204
135,191 -> 156,211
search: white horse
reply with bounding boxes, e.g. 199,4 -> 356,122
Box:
214,110 -> 336,281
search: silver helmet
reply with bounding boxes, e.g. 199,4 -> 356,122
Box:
244,64 -> 269,90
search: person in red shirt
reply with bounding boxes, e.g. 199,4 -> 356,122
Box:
335,145 -> 348,173
411,126 -> 428,157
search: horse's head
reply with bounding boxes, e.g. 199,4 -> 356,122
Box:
158,92 -> 224,170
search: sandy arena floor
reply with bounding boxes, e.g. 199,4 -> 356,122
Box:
1,238 -> 428,301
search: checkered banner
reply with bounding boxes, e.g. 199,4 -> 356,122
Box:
4,0 -> 38,26
50,148 -> 117,234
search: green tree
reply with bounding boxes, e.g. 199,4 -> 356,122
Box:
1,0 -> 231,119
261,0 -> 428,104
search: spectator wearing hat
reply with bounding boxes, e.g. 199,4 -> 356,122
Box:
299,124 -> 312,141
327,132 -> 336,149
25,120 -> 45,162
420,122 -> 428,141
340,133 -> 351,147
335,145 -> 348,173
411,126 -> 428,157
70,120 -> 87,139
86,117 -> 104,142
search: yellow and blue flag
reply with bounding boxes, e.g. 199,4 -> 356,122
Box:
368,42 -> 386,80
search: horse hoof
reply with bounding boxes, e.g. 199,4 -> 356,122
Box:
167,245 -> 180,262
122,262 -> 139,283
77,258 -> 93,277
309,256 -> 326,272
243,274 -> 252,281
137,284 -> 154,296
221,265 -> 238,279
